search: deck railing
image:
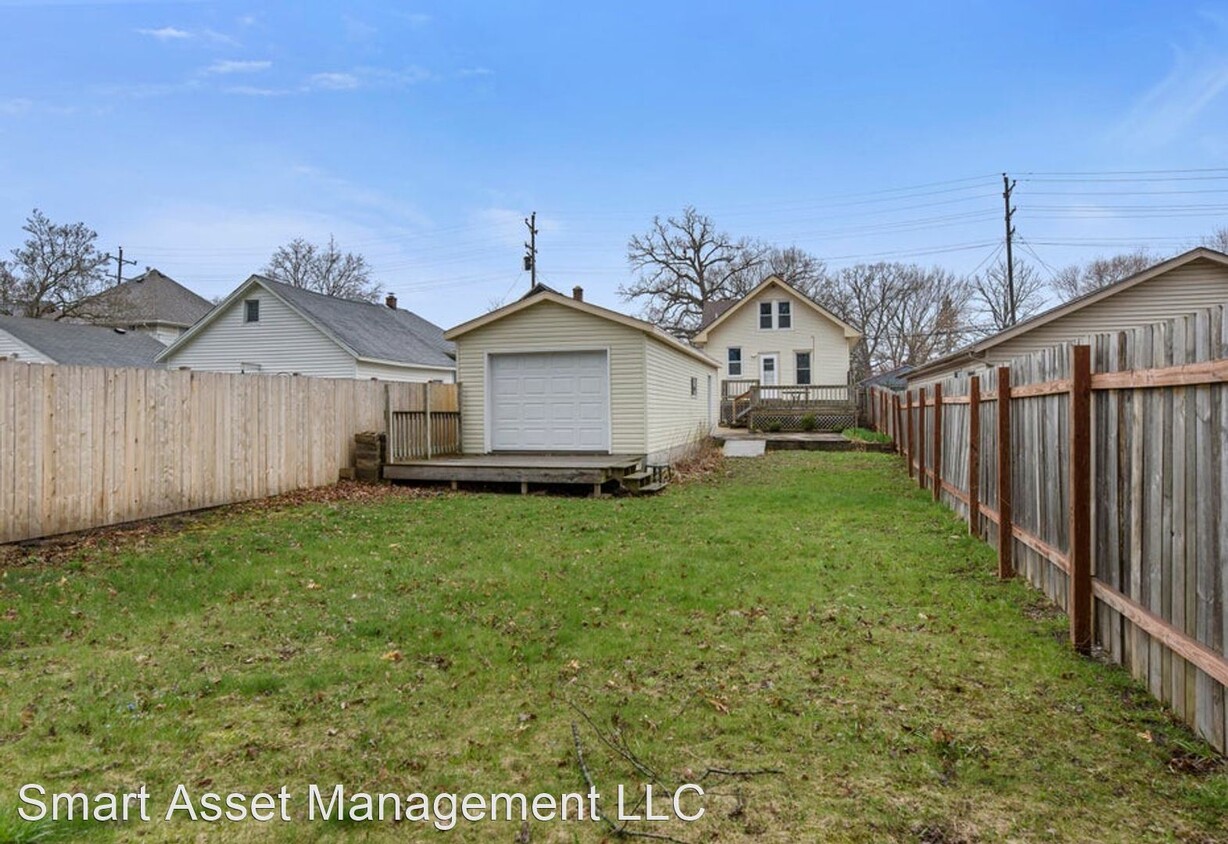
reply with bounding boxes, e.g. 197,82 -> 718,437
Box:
384,381 -> 462,463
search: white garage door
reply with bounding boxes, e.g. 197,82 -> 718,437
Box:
489,351 -> 609,451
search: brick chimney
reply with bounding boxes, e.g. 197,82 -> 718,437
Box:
572,286 -> 584,302
385,293 -> 398,310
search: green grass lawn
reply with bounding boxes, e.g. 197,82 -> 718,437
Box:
1,452 -> 1225,843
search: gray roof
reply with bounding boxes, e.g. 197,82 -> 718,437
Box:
0,314 -> 166,367
698,298 -> 738,330
859,364 -> 914,390
91,269 -> 213,328
257,277 -> 455,368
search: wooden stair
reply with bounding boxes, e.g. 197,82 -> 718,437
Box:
620,465 -> 671,494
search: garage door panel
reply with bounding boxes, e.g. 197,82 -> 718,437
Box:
490,352 -> 609,452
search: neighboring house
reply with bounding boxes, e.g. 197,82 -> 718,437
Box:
692,275 -> 862,390
445,284 -> 719,464
907,247 -> 1228,386
89,268 -> 214,345
859,364 -> 914,392
0,314 -> 166,367
159,275 -> 456,382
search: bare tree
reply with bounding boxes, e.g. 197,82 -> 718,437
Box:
620,207 -> 767,335
263,235 -> 381,302
971,259 -> 1048,331
0,209 -> 110,319
1202,227 -> 1228,253
1051,249 -> 1153,301
816,262 -> 972,378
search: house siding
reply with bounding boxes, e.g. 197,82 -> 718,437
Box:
162,288 -> 357,378
0,329 -> 54,363
354,360 -> 457,383
644,338 -> 717,463
912,257 -> 1228,384
698,285 -> 851,386
454,300 -> 647,454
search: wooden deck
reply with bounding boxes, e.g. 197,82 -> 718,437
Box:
382,453 -> 644,492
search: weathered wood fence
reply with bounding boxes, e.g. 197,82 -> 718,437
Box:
385,381 -> 462,462
0,361 -> 458,544
868,305 -> 1228,753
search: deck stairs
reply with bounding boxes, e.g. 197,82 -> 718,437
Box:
620,464 -> 672,495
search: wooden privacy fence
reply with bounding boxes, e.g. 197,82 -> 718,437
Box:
868,305 -> 1228,754
0,360 -> 459,544
385,381 -> 462,462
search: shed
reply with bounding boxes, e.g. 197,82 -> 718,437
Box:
445,285 -> 719,464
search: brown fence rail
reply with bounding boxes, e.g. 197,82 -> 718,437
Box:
867,305 -> 1228,753
385,381 -> 462,462
0,361 -> 458,544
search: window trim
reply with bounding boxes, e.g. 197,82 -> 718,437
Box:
690,376 -> 698,398
758,299 -> 793,330
727,346 -> 742,376
777,300 -> 792,329
758,301 -> 773,330
244,299 -> 260,323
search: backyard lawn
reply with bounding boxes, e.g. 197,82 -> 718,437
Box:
1,452 -> 1225,843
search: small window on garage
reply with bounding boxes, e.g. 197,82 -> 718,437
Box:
690,376 -> 698,397
727,347 -> 742,376
244,299 -> 260,323
240,362 -> 261,374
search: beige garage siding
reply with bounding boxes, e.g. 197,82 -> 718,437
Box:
454,300 -> 647,454
644,339 -> 717,463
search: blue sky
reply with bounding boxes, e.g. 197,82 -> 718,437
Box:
2,1 -> 1228,327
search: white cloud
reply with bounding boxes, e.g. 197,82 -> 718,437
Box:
0,98 -> 33,116
205,59 -> 272,75
457,66 -> 494,78
306,72 -> 361,91
137,26 -> 191,40
400,12 -> 431,28
1115,21 -> 1228,147
225,85 -> 291,97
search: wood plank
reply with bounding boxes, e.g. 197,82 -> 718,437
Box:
932,382 -> 943,503
968,375 -> 981,536
997,366 -> 1013,579
1092,357 -> 1228,390
1010,378 -> 1072,398
1069,345 -> 1093,652
918,387 -> 927,491
905,390 -> 914,479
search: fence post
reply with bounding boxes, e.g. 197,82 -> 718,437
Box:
917,386 -> 927,491
996,366 -> 1013,579
1069,345 -> 1093,652
932,382 -> 943,502
968,375 -> 981,537
905,390 -> 914,478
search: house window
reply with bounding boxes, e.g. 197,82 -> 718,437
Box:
240,362 -> 261,374
759,302 -> 773,329
727,347 -> 742,376
244,299 -> 260,323
690,376 -> 698,397
795,351 -> 811,385
777,301 -> 791,329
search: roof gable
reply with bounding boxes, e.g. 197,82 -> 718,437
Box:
92,269 -> 213,328
158,275 -> 455,370
693,276 -> 862,342
0,314 -> 166,367
446,289 -> 718,367
908,247 -> 1228,380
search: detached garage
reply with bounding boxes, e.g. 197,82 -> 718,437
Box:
446,285 -> 719,464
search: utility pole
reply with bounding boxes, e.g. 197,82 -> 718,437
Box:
1002,173 -> 1017,325
523,212 -> 538,288
105,246 -> 137,287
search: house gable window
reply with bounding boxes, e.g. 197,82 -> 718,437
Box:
727,347 -> 742,376
758,299 -> 793,330
690,376 -> 698,397
244,299 -> 260,323
795,351 -> 811,385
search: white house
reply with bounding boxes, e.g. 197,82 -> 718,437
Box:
445,284 -> 719,464
159,275 -> 456,382
692,275 -> 862,390
906,247 -> 1228,386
